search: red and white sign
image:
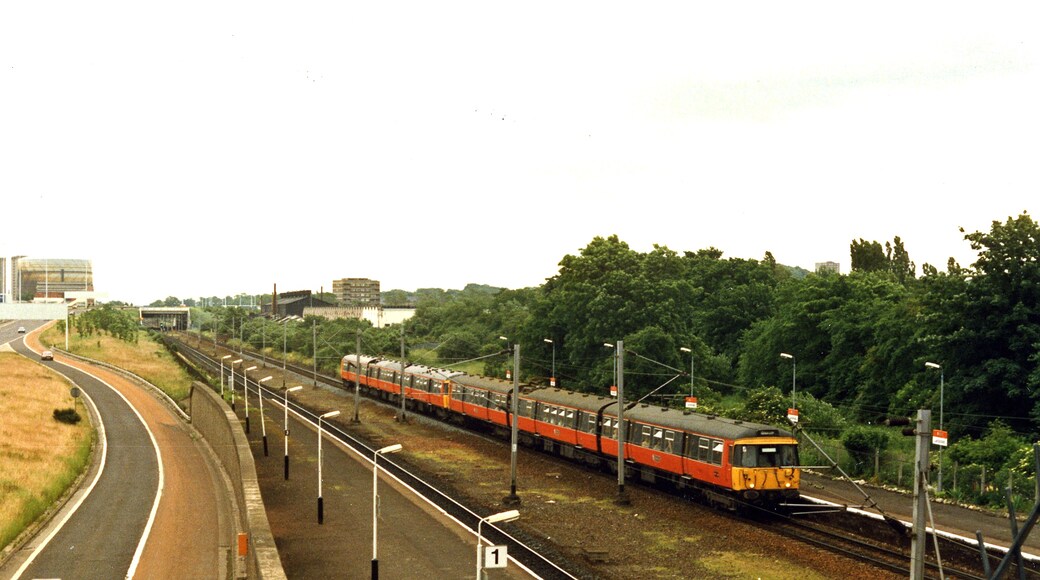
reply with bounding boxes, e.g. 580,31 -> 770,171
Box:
506,370 -> 511,380
932,429 -> 948,447
610,385 -> 617,397
787,408 -> 799,424
550,377 -> 556,387
685,397 -> 698,409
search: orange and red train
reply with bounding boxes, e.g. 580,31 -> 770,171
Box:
341,354 -> 800,507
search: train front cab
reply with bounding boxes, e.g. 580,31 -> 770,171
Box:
729,437 -> 800,502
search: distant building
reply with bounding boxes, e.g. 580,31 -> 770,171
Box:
265,290 -> 338,318
815,261 -> 841,274
333,278 -> 380,307
306,304 -> 415,328
10,257 -> 93,302
0,257 -> 6,302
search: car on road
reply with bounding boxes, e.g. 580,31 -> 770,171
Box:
17,326 -> 26,333
41,350 -> 54,361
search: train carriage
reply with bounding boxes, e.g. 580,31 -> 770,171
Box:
448,373 -> 513,425
340,352 -> 800,507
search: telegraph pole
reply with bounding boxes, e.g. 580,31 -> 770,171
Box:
616,340 -> 629,505
504,343 -> 521,506
910,409 -> 931,580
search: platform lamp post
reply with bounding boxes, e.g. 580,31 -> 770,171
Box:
258,376 -> 272,456
680,346 -> 693,397
220,355 -> 232,397
780,352 -> 796,409
925,361 -> 944,492
371,443 -> 403,579
230,359 -> 243,409
283,386 -> 303,480
543,338 -> 555,387
317,410 -> 340,524
476,509 -> 519,580
243,365 -> 257,433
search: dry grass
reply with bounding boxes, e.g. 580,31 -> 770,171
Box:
0,353 -> 93,551
41,326 -> 192,401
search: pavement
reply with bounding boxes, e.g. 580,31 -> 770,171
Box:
229,376 -> 536,579
801,470 -> 1040,558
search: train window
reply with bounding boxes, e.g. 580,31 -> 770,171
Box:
520,400 -> 535,418
663,431 -> 676,454
586,414 -> 597,433
603,418 -> 617,439
565,410 -> 575,426
711,440 -> 724,465
652,428 -> 663,451
697,438 -> 710,462
641,425 -> 652,447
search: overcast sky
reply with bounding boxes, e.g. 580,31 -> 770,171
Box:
3,3 -> 1037,305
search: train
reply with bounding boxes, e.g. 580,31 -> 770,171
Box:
340,353 -> 800,508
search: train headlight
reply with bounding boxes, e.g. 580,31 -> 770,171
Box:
749,482 -> 755,489
785,482 -> 791,488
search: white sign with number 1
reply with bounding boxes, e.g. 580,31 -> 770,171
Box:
484,545 -> 508,569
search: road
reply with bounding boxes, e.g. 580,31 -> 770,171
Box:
0,321 -> 233,579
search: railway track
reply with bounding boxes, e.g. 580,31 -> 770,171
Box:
171,336 -> 578,580
167,334 -> 1011,579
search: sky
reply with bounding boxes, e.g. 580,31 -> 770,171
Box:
3,3 -> 1037,305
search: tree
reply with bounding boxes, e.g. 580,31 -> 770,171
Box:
850,239 -> 887,273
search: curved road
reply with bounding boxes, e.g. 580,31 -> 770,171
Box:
1,321 -> 232,579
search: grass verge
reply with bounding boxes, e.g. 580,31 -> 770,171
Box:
0,353 -> 94,552
41,326 -> 193,402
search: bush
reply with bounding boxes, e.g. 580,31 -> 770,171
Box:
53,408 -> 82,425
841,425 -> 890,477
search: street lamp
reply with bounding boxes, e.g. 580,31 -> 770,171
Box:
680,346 -> 693,397
220,355 -> 232,397
317,410 -> 341,524
780,353 -> 796,409
926,361 -> 944,492
371,443 -> 403,580
476,510 -> 519,580
543,338 -> 555,387
230,359 -> 243,410
284,386 -> 303,480
243,365 -> 258,433
258,376 -> 273,456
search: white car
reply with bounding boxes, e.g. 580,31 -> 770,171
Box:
41,350 -> 53,361
17,326 -> 26,333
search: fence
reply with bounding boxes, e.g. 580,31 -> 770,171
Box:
798,433 -> 1039,512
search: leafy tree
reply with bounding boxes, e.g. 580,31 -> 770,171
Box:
946,421 -> 1026,474
850,239 -> 887,273
736,386 -> 788,426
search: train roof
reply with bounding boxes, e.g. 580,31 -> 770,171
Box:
622,403 -> 793,440
407,363 -> 465,381
451,373 -> 514,394
341,354 -> 383,366
525,386 -> 793,440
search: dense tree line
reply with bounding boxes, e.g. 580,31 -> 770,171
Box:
185,212 -> 1040,443
177,211 -> 1040,506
